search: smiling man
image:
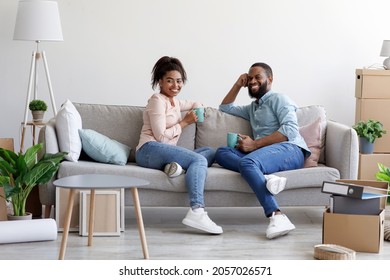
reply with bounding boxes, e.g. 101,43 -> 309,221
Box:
215,62 -> 311,239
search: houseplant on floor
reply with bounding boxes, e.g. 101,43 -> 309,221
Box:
29,99 -> 48,123
0,143 -> 66,219
353,119 -> 386,154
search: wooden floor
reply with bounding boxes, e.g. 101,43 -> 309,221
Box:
1,206 -> 389,260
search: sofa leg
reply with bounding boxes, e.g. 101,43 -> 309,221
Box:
44,205 -> 52,218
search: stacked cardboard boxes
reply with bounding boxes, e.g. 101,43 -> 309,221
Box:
355,69 -> 390,179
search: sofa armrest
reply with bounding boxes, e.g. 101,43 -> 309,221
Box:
325,120 -> 359,179
38,118 -> 59,155
37,118 -> 59,208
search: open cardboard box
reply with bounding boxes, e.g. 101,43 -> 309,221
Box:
0,138 -> 14,221
322,180 -> 388,253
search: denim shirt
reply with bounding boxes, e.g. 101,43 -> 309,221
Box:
219,90 -> 311,157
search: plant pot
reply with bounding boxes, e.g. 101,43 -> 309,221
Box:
359,137 -> 374,154
31,110 -> 45,123
7,212 -> 33,221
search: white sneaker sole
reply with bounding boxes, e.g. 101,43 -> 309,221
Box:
266,227 -> 295,239
182,218 -> 223,235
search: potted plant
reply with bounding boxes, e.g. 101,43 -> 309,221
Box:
352,119 -> 386,154
0,143 -> 66,219
29,99 -> 48,123
375,163 -> 390,204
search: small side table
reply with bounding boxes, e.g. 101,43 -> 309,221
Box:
20,121 -> 46,153
53,174 -> 150,260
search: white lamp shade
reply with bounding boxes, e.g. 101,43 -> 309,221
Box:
380,40 -> 390,57
13,0 -> 63,41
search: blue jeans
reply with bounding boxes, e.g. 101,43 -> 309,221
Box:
215,143 -> 304,217
135,141 -> 216,208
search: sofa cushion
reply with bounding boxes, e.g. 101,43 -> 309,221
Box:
195,107 -> 253,149
79,129 -> 131,165
299,117 -> 322,167
296,105 -> 327,163
73,103 -> 196,161
56,99 -> 82,162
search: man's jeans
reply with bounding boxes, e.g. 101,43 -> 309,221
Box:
135,141 -> 215,208
215,142 -> 304,217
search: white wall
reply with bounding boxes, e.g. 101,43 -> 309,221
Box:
1,0 -> 389,151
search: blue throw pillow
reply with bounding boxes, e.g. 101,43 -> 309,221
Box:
78,129 -> 131,165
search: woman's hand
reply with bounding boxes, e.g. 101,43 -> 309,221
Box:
179,110 -> 197,128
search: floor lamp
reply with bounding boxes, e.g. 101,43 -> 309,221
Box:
13,0 -> 63,152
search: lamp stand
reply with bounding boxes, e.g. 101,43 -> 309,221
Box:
20,42 -> 58,153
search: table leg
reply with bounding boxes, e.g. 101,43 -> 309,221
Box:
131,188 -> 149,259
59,189 -> 75,260
88,189 -> 96,246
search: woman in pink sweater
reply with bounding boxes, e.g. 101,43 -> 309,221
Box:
135,56 -> 222,234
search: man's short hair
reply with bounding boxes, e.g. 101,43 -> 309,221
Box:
250,62 -> 273,78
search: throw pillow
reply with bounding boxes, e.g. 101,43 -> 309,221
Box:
79,129 -> 131,165
297,105 -> 327,163
299,117 -> 322,168
55,99 -> 82,162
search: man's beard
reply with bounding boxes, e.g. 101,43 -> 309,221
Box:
248,81 -> 268,100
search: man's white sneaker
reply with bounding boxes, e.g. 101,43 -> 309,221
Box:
164,162 -> 185,177
266,212 -> 295,239
265,174 -> 287,195
182,209 -> 223,234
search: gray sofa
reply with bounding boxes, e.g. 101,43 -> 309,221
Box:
38,102 -> 359,211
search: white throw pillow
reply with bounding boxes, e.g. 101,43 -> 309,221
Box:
55,99 -> 82,162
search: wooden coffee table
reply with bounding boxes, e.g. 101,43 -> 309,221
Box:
53,174 -> 150,260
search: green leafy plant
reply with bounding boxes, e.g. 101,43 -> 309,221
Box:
375,163 -> 390,203
0,143 -> 66,216
353,119 -> 386,143
29,99 -> 48,111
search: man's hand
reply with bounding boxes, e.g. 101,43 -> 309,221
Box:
237,134 -> 257,152
221,73 -> 249,105
235,73 -> 249,88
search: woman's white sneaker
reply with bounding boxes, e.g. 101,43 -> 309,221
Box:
182,209 -> 223,234
164,162 -> 185,177
265,174 -> 287,195
266,212 -> 295,239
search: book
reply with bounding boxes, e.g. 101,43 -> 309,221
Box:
321,181 -> 388,199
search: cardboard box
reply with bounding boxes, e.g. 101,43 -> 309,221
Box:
355,69 -> 390,99
0,138 -> 14,221
79,190 -> 121,236
358,153 -> 390,180
355,98 -> 390,153
322,180 -> 388,253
